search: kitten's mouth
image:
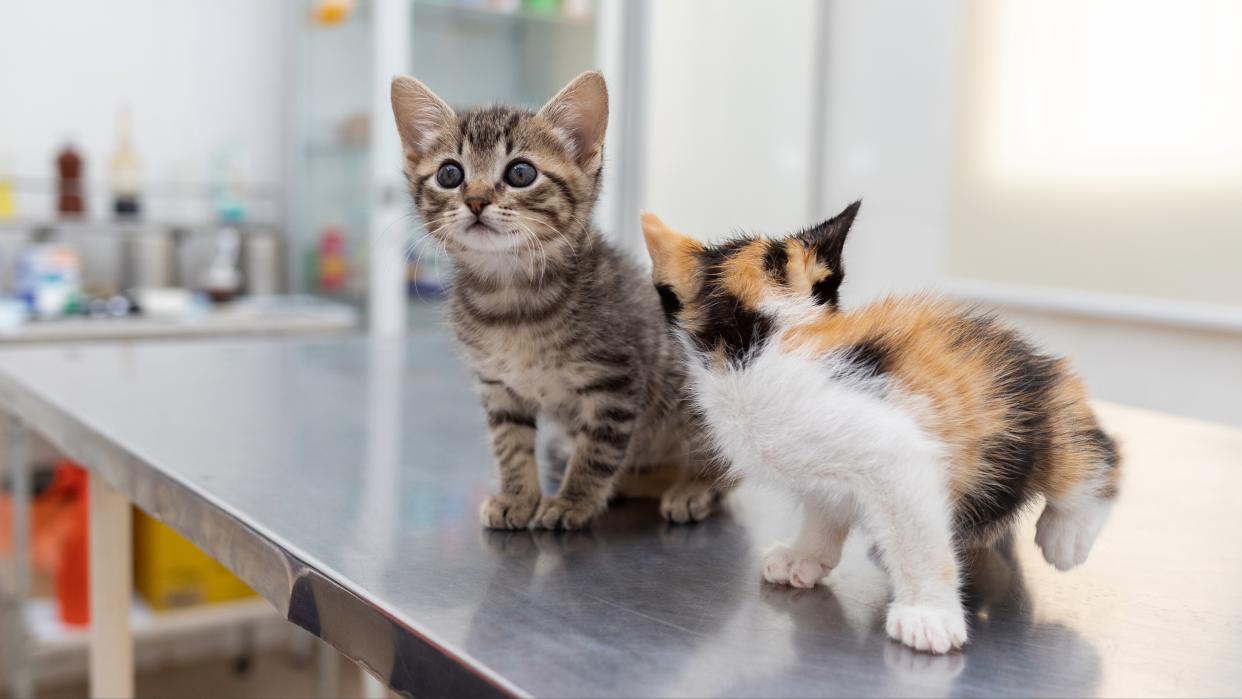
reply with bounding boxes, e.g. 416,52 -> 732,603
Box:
452,219 -> 523,254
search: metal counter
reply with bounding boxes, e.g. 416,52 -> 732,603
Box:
0,331 -> 1239,697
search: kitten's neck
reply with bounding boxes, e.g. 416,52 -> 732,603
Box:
450,223 -> 598,290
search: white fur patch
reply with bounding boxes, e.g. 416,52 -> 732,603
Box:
886,603 -> 968,654
686,340 -> 942,493
685,330 -> 970,653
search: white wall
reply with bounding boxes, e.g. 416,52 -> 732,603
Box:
638,0 -> 960,288
0,0 -> 287,223
641,0 -> 818,241
819,0 -> 962,305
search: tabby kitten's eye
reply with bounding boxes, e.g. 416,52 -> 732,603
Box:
504,161 -> 537,188
436,162 -> 464,188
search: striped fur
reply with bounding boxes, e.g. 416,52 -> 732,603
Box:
392,72 -> 730,530
642,202 -> 1121,653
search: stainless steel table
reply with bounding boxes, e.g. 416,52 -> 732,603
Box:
0,331 -> 1239,697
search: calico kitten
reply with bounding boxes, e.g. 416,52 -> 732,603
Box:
390,72 -> 730,530
641,202 -> 1121,653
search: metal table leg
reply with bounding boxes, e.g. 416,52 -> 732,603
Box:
89,473 -> 133,698
317,639 -> 340,698
360,670 -> 389,699
6,416 -> 32,699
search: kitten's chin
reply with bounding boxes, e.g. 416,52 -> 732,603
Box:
451,224 -> 523,254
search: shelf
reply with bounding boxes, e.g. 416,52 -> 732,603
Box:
414,0 -> 593,28
24,595 -> 279,658
303,141 -> 368,158
0,295 -> 359,344
0,219 -> 283,236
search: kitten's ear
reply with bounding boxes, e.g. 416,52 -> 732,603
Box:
641,211 -> 701,307
791,200 -> 860,306
391,75 -> 456,162
641,211 -> 688,269
799,200 -> 860,270
538,71 -> 609,169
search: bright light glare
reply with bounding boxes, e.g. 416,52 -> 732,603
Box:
983,0 -> 1242,182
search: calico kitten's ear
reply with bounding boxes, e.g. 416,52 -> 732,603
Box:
391,75 -> 456,162
641,211 -> 702,319
801,200 -> 860,267
538,71 -> 609,169
792,200 -> 861,306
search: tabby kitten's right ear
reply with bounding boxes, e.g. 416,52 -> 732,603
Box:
390,76 -> 456,163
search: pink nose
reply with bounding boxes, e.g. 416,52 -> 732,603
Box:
465,197 -> 490,216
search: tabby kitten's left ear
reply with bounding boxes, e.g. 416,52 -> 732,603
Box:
794,200 -> 861,307
538,71 -> 609,170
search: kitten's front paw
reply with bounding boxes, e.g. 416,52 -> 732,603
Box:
762,543 -> 831,589
885,603 -> 968,655
532,496 -> 605,530
660,481 -> 717,524
480,493 -> 541,530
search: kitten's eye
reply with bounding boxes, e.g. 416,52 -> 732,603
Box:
436,162 -> 464,188
504,161 -> 537,188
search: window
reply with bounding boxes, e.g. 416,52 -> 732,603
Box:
950,0 -> 1242,309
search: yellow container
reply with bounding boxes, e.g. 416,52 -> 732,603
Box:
132,508 -> 255,610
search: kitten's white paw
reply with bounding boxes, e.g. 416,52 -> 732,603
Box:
1035,502 -> 1108,571
480,493 -> 541,530
659,481 -> 717,524
762,543 -> 830,589
885,604 -> 968,655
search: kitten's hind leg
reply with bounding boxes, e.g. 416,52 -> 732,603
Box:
763,498 -> 851,589
659,478 -> 720,524
864,460 -> 968,654
1035,483 -> 1115,571
1037,413 -> 1120,570
659,448 -> 735,524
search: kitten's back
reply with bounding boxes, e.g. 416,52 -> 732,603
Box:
786,296 -> 1120,539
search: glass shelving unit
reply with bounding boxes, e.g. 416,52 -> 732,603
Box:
286,0 -> 605,319
288,0 -> 375,306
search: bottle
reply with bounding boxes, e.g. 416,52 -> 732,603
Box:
0,153 -> 16,220
55,464 -> 91,627
110,108 -> 142,219
211,145 -> 248,224
318,225 -> 348,294
56,143 -> 85,217
202,227 -> 242,303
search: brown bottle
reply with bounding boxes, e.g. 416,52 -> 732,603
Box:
57,143 -> 85,216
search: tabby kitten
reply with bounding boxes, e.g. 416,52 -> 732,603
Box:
390,72 -> 729,530
641,202 -> 1121,653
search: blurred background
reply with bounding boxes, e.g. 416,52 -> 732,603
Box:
0,0 -> 1238,696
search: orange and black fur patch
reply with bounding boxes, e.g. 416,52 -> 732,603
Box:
642,203 -> 1121,542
